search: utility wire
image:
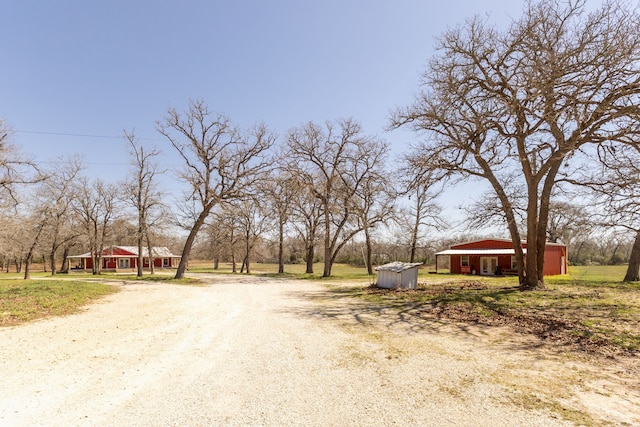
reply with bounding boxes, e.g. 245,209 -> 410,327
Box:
15,130 -> 163,142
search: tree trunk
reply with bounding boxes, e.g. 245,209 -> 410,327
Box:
244,235 -> 251,274
323,245 -> 333,277
49,251 -> 57,276
521,185 -> 543,291
214,257 -> 219,270
364,227 -> 374,275
278,221 -> 285,274
174,209 -> 211,279
409,209 -> 420,264
623,230 -> 640,282
136,234 -> 144,278
24,254 -> 32,280
60,247 -> 70,273
24,223 -> 46,280
305,244 -> 314,274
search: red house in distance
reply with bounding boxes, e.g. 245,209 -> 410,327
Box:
69,246 -> 181,271
435,239 -> 567,277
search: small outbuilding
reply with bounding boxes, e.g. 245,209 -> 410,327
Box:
375,262 -> 423,289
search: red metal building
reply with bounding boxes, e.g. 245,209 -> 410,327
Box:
436,239 -> 567,276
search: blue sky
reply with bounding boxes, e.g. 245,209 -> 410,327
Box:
1,0 -> 525,218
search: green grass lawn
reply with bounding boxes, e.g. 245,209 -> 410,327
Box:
187,261 -> 375,282
0,279 -> 118,326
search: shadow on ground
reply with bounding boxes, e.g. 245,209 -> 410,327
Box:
283,283 -> 633,358
281,285 -> 557,355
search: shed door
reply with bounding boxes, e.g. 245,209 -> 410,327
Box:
480,257 -> 498,275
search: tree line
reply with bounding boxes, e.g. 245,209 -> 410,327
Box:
1,0 -> 639,289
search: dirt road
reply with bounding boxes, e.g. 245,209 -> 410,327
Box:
1,275 -> 637,426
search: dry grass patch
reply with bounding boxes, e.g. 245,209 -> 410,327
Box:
333,272 -> 640,356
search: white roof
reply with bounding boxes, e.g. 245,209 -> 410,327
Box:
435,249 -> 527,256
68,246 -> 179,258
375,261 -> 422,272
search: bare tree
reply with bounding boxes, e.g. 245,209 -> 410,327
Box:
18,158 -> 82,279
290,182 -> 323,274
404,185 -> 446,264
576,142 -> 640,281
202,213 -> 229,269
229,197 -> 272,274
157,100 -> 275,279
259,167 -> 297,274
73,178 -> 119,274
545,201 -> 592,245
22,208 -> 48,280
124,130 -> 165,277
349,140 -> 395,274
391,0 -> 640,290
286,119 -> 388,277
0,120 -> 43,206
42,156 -> 84,275
396,163 -> 448,264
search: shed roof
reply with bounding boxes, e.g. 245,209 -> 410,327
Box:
375,262 -> 422,272
435,248 -> 527,256
450,238 -> 565,248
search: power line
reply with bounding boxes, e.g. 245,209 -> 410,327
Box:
15,129 -> 163,141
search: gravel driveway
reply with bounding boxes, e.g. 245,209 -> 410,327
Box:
1,275 -> 637,426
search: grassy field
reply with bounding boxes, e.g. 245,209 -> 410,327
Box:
186,261 -> 376,282
0,279 -> 118,327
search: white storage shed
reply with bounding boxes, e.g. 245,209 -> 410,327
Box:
375,262 -> 422,289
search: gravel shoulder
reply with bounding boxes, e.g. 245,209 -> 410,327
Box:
1,275 -> 638,426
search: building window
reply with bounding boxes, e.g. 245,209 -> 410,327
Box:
461,256 -> 470,267
511,256 -> 517,269
163,258 -> 169,267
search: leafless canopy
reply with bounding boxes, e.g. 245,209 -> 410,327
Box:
286,118 -> 390,277
157,100 -> 275,278
392,0 -> 640,289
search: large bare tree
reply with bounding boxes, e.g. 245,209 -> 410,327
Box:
286,119 -> 389,277
350,141 -> 395,274
124,130 -> 165,277
290,180 -> 323,274
158,100 -> 274,279
392,0 -> 640,290
259,168 -> 297,274
231,196 -> 272,274
42,156 -> 84,275
396,162 -> 448,264
73,178 -> 119,274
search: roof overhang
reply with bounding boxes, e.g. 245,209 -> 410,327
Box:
435,249 -> 527,256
